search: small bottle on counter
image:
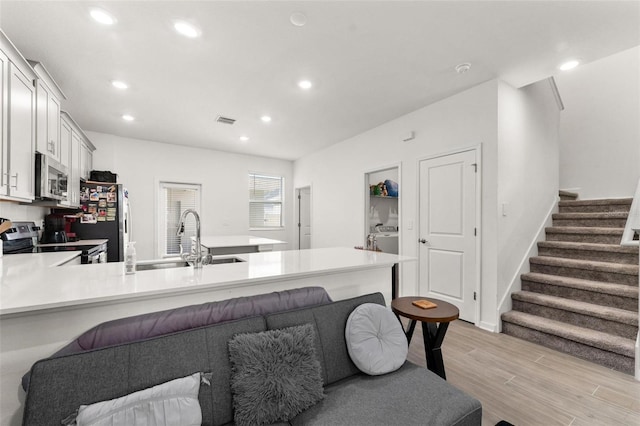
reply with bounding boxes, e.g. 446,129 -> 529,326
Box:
124,241 -> 136,275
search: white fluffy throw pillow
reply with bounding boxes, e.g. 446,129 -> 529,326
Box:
345,303 -> 408,375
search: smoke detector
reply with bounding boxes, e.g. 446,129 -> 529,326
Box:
455,63 -> 471,74
216,115 -> 236,125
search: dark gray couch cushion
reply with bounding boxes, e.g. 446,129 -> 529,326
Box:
23,316 -> 266,426
265,292 -> 385,386
290,362 -> 482,426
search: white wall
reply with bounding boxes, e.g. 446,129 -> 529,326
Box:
496,79 -> 561,317
0,202 -> 48,229
87,132 -> 294,260
555,46 -> 640,199
294,80 -> 501,329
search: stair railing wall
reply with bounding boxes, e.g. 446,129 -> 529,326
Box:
620,178 -> 640,380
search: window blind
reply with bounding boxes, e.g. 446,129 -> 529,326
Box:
249,173 -> 283,228
160,182 -> 201,256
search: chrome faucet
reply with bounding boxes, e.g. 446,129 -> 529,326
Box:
176,209 -> 210,268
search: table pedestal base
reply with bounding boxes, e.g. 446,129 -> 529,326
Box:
404,319 -> 449,380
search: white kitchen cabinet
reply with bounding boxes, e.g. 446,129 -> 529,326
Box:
59,115 -> 73,206
30,61 -> 66,162
0,31 -> 37,202
61,111 -> 91,207
0,49 -> 8,197
59,112 -> 71,170
81,139 -> 94,180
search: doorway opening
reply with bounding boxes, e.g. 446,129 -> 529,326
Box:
364,165 -> 400,254
295,186 -> 311,249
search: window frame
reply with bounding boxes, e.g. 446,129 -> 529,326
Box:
248,172 -> 285,231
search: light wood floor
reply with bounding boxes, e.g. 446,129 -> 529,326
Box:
406,320 -> 640,426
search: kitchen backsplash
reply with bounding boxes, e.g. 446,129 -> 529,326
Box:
0,201 -> 48,226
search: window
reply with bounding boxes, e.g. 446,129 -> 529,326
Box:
249,173 -> 284,229
158,182 -> 201,257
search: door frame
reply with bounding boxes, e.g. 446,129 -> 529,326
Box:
363,162 -> 402,252
416,144 -> 482,326
295,185 -> 312,249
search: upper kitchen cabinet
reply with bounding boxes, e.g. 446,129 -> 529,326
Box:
1,30 -> 37,202
60,111 -> 92,207
80,138 -> 95,181
29,60 -> 66,163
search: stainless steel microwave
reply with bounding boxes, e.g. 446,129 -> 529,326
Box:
35,152 -> 68,201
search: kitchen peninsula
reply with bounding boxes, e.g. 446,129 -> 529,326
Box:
198,234 -> 287,255
0,247 -> 412,425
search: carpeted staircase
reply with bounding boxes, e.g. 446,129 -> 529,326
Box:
501,193 -> 639,374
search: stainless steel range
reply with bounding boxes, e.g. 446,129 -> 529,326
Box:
1,221 -> 107,264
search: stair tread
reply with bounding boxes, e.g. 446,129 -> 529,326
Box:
501,311 -> 635,357
559,198 -> 632,206
553,212 -> 629,219
538,240 -> 639,254
512,291 -> 638,324
546,226 -> 624,235
530,256 -> 639,275
522,272 -> 639,298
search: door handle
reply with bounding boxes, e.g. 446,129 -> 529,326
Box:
419,239 -> 429,245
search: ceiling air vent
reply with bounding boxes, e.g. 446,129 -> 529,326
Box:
215,115 -> 236,125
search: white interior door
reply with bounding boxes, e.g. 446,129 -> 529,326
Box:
297,187 -> 311,249
419,149 -> 477,322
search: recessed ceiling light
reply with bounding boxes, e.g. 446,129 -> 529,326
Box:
90,8 -> 116,25
239,136 -> 250,142
111,80 -> 128,90
559,60 -> 580,71
174,21 -> 201,38
455,63 -> 471,74
290,12 -> 307,27
261,115 -> 272,123
298,80 -> 313,90
122,114 -> 135,122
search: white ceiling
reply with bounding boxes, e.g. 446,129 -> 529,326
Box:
1,1 -> 639,161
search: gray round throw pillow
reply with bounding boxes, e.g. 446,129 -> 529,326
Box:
345,303 -> 408,375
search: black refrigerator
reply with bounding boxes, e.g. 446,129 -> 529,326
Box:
71,182 -> 129,262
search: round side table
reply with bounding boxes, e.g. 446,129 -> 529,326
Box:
391,296 -> 459,380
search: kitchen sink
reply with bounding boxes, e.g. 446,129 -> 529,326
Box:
209,256 -> 245,264
135,256 -> 245,271
136,259 -> 191,271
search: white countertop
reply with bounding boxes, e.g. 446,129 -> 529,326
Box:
198,235 -> 287,248
36,239 -> 108,247
0,247 -> 412,316
0,251 -> 82,279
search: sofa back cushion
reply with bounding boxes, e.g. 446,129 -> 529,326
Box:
23,316 -> 266,426
265,292 -> 385,386
62,287 -> 331,354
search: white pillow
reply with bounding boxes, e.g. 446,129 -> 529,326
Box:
72,372 -> 203,426
345,303 -> 408,375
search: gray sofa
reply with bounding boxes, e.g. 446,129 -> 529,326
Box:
23,292 -> 482,425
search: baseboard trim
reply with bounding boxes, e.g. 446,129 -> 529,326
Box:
478,321 -> 498,333
496,196 -> 558,332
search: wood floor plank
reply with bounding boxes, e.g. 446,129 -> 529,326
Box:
406,319 -> 640,425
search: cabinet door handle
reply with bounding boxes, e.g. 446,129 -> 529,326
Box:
10,173 -> 18,189
419,238 -> 429,245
